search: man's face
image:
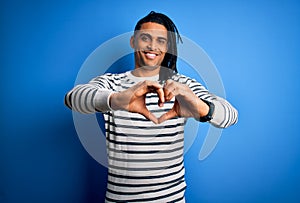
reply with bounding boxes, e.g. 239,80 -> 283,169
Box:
131,22 -> 168,71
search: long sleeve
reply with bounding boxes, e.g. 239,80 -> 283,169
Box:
64,74 -> 117,114
208,95 -> 238,128
176,75 -> 238,128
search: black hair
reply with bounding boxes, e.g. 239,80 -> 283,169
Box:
134,11 -> 183,82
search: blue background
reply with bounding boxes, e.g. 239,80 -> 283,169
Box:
1,0 -> 300,203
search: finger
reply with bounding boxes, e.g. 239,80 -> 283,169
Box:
141,81 -> 163,92
167,87 -> 178,101
164,80 -> 177,101
155,87 -> 165,106
163,85 -> 176,101
133,81 -> 150,97
164,79 -> 173,86
147,112 -> 159,124
148,81 -> 163,89
144,81 -> 165,105
139,108 -> 159,124
158,109 -> 177,124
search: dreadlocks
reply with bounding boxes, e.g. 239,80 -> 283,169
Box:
134,11 -> 183,82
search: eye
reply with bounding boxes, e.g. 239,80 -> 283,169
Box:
157,38 -> 167,45
141,35 -> 150,42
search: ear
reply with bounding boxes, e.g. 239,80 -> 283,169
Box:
130,36 -> 135,49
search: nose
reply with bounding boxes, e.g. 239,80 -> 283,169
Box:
147,41 -> 157,51
146,43 -> 153,50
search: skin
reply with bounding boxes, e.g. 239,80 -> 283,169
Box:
110,22 -> 209,124
130,22 -> 168,77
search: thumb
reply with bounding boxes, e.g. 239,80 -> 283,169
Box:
140,108 -> 159,124
158,109 -> 177,124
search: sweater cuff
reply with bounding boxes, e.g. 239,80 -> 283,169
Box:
94,90 -> 114,112
209,100 -> 225,127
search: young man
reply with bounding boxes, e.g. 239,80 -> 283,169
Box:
65,11 -> 238,203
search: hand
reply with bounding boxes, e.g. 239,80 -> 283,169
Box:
110,81 -> 165,124
158,80 -> 209,123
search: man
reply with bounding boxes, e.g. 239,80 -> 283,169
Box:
65,11 -> 238,203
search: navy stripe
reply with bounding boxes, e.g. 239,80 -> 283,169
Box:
107,145 -> 183,154
105,184 -> 186,202
108,152 -> 183,163
106,137 -> 184,146
108,166 -> 184,180
106,112 -> 180,122
74,86 -> 91,113
107,176 -> 185,190
108,160 -> 183,171
83,88 -> 96,112
106,121 -> 184,130
107,179 -> 185,195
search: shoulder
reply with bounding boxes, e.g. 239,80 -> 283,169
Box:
92,72 -> 128,83
99,72 -> 128,80
171,73 -> 202,86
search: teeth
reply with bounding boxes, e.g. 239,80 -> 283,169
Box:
145,53 -> 156,59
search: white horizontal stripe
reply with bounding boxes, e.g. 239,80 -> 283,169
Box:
107,146 -> 183,160
108,160 -> 184,177
64,71 -> 238,202
105,179 -> 186,202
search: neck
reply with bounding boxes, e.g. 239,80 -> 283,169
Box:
132,66 -> 160,77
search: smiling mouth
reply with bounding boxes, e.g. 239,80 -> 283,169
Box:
144,51 -> 159,59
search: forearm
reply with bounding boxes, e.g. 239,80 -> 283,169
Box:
183,77 -> 238,128
64,84 -> 114,114
208,96 -> 238,128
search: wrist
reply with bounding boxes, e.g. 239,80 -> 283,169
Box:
109,93 -> 118,110
94,90 -> 114,112
199,100 -> 210,117
109,92 -> 125,111
198,99 -> 215,122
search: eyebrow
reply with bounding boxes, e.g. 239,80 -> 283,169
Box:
139,33 -> 152,38
139,32 -> 167,41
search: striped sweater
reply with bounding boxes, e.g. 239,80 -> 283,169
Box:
65,71 -> 238,202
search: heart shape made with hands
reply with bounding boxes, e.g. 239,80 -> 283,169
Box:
125,80 -> 202,124
149,91 -> 180,124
